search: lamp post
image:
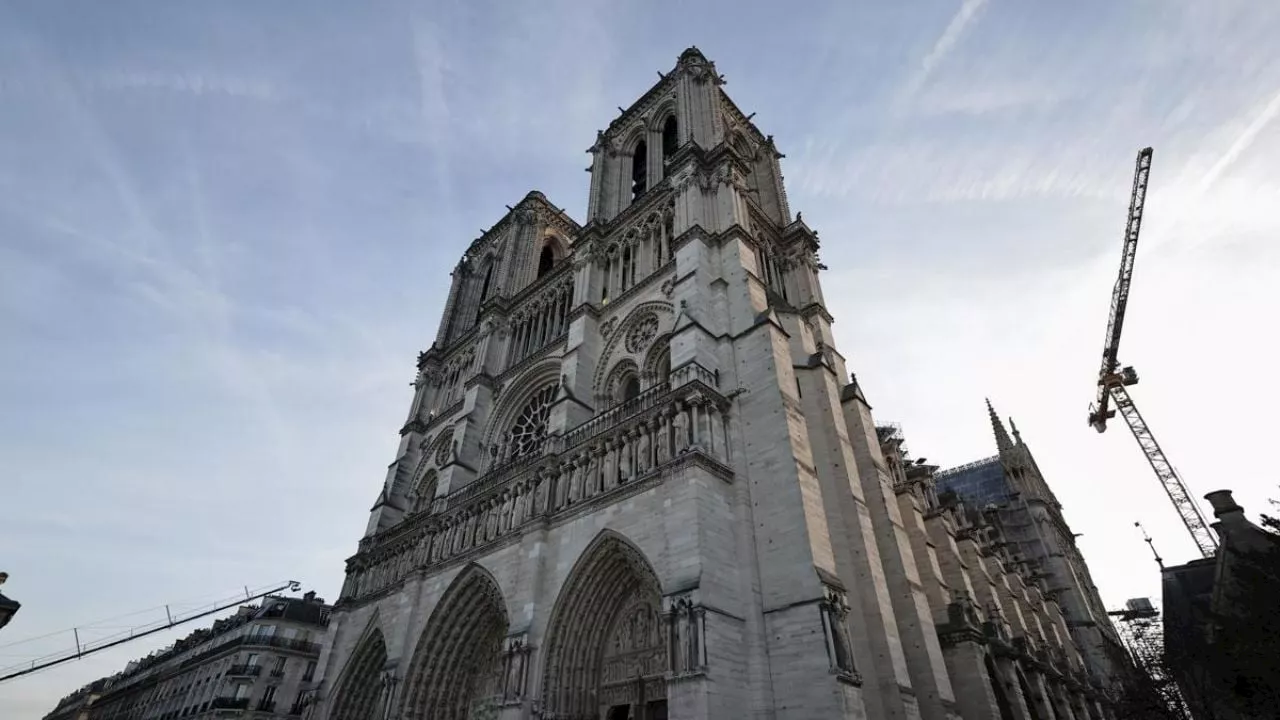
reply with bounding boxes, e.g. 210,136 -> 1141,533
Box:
0,572 -> 20,632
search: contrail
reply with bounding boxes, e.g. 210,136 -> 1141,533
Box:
901,0 -> 990,100
1199,86 -> 1280,194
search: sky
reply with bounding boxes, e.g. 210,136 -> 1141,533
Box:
2,0 -> 1278,716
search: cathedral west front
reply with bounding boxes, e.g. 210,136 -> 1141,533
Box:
314,48 -> 1122,720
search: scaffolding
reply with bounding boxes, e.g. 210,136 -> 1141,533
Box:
1108,598 -> 1190,719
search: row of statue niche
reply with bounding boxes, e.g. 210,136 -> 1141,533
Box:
344,400 -> 730,601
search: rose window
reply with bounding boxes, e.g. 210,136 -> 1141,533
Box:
433,431 -> 454,466
625,313 -> 660,353
507,384 -> 558,460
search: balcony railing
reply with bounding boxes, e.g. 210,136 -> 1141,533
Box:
226,664 -> 261,677
243,635 -> 321,654
257,700 -> 277,712
562,382 -> 670,449
211,697 -> 250,710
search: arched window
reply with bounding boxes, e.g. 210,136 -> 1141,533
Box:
476,262 -> 494,323
601,254 -> 612,304
414,471 -> 439,512
642,343 -> 672,390
661,116 -> 678,167
631,140 -> 647,201
620,245 -> 632,291
537,244 -> 555,278
622,376 -> 641,402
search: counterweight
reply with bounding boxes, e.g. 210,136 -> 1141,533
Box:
1087,148 -> 1218,559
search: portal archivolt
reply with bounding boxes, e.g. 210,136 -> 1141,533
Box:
541,531 -> 667,720
399,565 -> 510,720
329,626 -> 388,720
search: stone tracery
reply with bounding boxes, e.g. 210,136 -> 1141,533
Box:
504,383 -> 557,461
625,312 -> 659,354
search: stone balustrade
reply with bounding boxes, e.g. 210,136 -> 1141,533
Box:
339,374 -> 732,604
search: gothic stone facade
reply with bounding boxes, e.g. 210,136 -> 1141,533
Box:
314,48 -> 1115,720
934,404 -> 1130,698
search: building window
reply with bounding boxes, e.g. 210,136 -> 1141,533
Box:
414,470 -> 439,512
272,656 -> 287,677
655,348 -> 671,385
302,660 -> 317,682
246,653 -> 259,668
602,255 -> 612,304
537,244 -> 555,278
623,376 -> 641,402
476,262 -> 495,323
631,140 -> 647,200
661,116 -> 678,168
621,245 -> 633,291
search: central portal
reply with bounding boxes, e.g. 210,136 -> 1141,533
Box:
541,531 -> 667,720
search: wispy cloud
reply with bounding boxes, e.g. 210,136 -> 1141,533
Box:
93,70 -> 276,101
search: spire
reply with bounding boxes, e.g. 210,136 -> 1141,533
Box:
986,398 -> 1013,453
1010,417 -> 1024,446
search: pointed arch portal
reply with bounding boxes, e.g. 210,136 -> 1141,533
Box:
330,627 -> 388,720
400,565 -> 510,720
542,531 -> 666,720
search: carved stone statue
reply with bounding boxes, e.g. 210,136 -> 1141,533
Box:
671,406 -> 690,453
636,423 -> 652,474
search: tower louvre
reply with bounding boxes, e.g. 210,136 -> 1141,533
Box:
314,48 -> 1122,720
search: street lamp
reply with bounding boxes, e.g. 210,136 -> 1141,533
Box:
0,572 -> 20,632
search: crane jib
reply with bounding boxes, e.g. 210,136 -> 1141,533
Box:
1086,147 -> 1217,560
1091,148 -> 1152,429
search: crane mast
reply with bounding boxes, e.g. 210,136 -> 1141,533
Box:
1087,148 -> 1218,559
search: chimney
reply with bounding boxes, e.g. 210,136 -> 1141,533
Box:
1203,489 -> 1273,552
1205,490 -> 1243,519
304,591 -> 316,603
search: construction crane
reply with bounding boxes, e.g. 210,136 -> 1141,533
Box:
1087,148 -> 1218,559
0,580 -> 301,684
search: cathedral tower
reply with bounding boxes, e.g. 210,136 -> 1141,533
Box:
313,49 -> 1116,720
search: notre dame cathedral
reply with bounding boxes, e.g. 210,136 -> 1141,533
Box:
314,48 -> 1124,720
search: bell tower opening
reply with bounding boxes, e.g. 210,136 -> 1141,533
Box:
661,116 -> 678,167
631,140 -> 647,201
537,245 -> 555,278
